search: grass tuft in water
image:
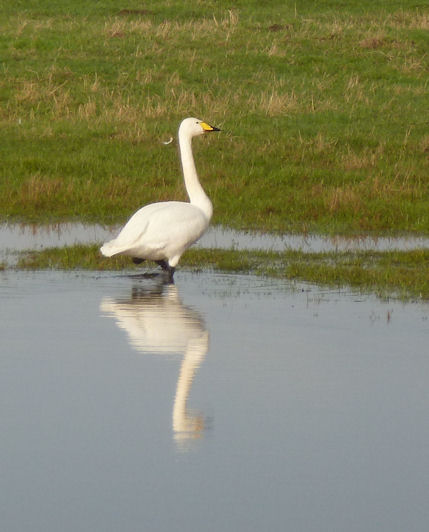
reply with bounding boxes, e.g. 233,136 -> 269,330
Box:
15,245 -> 429,300
16,244 -> 130,271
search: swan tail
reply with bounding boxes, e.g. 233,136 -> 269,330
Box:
100,240 -> 122,257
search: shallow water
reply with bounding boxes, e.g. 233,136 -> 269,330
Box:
1,222 -> 428,265
1,270 -> 428,532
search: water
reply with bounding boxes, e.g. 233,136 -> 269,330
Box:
1,270 -> 428,532
1,223 -> 429,265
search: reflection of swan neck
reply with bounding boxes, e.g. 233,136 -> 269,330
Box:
179,126 -> 213,220
173,331 -> 209,438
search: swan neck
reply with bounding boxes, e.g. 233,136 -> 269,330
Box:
179,131 -> 212,220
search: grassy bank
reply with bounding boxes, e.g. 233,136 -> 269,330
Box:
14,245 -> 429,301
1,1 -> 428,234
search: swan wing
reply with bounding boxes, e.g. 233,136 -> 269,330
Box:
100,201 -> 208,259
132,202 -> 209,255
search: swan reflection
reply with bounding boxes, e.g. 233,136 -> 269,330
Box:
100,279 -> 209,448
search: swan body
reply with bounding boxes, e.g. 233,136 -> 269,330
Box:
100,117 -> 220,278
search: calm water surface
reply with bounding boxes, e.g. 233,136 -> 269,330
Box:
1,270 -> 428,532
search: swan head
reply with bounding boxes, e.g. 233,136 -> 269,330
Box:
179,117 -> 220,139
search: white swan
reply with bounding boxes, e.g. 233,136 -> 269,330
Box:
100,117 -> 220,279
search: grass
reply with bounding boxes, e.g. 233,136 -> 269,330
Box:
1,0 -> 428,234
15,245 -> 429,301
2,1 -> 428,298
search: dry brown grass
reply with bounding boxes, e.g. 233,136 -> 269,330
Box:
8,67 -> 75,119
341,143 -> 386,170
388,10 -> 429,30
324,185 -> 362,214
344,74 -> 373,105
254,89 -> 298,116
323,173 -> 424,215
359,36 -> 386,49
103,10 -> 239,41
18,174 -> 69,204
104,18 -> 152,39
419,136 -> 429,154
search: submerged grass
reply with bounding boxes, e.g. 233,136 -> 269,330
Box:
1,0 -> 428,234
15,245 -> 429,301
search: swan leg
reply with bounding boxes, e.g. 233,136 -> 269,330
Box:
156,260 -> 175,282
155,259 -> 169,270
132,257 -> 145,265
166,267 -> 175,282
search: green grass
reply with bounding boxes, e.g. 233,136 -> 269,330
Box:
1,0 -> 428,233
15,245 -> 429,301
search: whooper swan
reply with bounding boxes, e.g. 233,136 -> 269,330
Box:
100,117 -> 220,280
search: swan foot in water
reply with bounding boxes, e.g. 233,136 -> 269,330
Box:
156,260 -> 175,282
131,257 -> 174,282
